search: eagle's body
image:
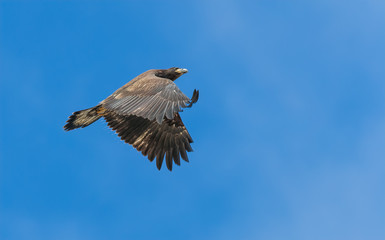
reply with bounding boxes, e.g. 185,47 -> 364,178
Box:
64,67 -> 199,171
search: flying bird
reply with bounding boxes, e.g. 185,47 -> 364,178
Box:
64,67 -> 199,171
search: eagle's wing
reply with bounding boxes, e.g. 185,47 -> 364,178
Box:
101,76 -> 199,124
103,110 -> 193,171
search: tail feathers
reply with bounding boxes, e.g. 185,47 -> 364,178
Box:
64,105 -> 102,131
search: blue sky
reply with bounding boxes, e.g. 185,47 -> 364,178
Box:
0,0 -> 384,239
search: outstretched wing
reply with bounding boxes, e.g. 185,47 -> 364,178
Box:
101,76 -> 199,124
103,110 -> 193,171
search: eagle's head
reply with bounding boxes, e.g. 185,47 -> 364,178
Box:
155,67 -> 188,81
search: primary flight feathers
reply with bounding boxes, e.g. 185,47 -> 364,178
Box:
64,67 -> 199,171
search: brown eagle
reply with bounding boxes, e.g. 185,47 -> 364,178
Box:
64,67 -> 199,171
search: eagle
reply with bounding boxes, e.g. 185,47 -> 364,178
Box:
64,67 -> 199,171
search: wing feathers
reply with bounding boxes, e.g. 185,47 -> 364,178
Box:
102,79 -> 197,124
103,111 -> 193,170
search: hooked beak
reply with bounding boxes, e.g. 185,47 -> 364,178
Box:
175,68 -> 188,74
